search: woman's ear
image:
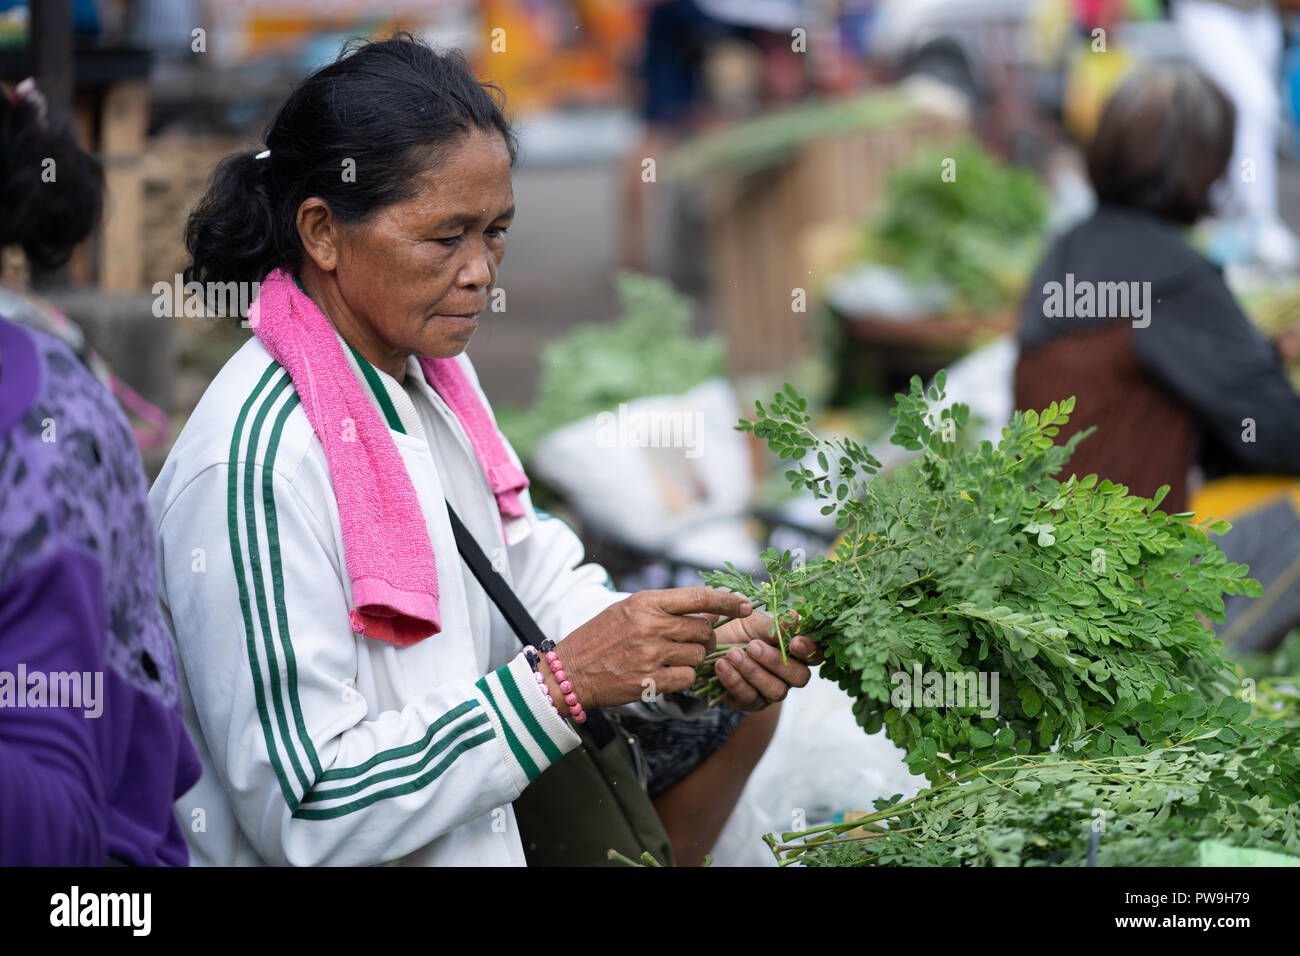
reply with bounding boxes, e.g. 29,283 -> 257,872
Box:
297,197 -> 340,272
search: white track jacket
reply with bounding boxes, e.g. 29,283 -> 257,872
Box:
150,334 -> 685,866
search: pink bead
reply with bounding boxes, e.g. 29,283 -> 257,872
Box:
545,651 -> 558,664
570,707 -> 586,723
554,669 -> 568,683
559,680 -> 573,694
564,692 -> 579,707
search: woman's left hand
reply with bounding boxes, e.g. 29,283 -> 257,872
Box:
710,612 -> 822,712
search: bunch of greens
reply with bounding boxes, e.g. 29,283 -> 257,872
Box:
865,141 -> 1046,312
699,373 -> 1260,786
495,272 -> 726,460
775,692 -> 1300,867
696,374 -> 1300,865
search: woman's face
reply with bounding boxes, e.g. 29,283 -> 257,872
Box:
331,127 -> 514,361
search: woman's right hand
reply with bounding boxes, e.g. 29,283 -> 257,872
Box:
547,587 -> 753,712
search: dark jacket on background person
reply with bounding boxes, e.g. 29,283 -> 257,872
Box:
1014,205 -> 1300,512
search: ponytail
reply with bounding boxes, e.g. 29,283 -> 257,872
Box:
184,150 -> 283,287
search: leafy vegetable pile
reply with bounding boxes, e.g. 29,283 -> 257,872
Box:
776,691 -> 1300,867
696,374 -> 1300,865
495,272 -> 727,460
866,142 -> 1046,313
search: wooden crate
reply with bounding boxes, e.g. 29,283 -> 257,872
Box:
703,112 -> 965,375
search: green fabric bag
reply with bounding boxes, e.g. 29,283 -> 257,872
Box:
513,714 -> 676,867
444,501 -> 674,867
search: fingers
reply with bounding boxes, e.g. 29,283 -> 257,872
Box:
789,633 -> 825,666
660,640 -> 708,669
721,646 -> 788,706
744,640 -> 812,688
657,612 -> 717,653
740,612 -> 823,666
713,657 -> 764,710
712,655 -> 769,712
656,665 -> 699,695
655,585 -> 753,620
722,640 -> 811,704
742,610 -> 797,646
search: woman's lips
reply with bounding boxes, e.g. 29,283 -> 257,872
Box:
436,313 -> 479,328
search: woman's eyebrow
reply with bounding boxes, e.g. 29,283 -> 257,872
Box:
430,205 -> 515,230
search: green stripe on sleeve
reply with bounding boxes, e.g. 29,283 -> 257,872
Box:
498,665 -> 563,763
301,712 -> 490,803
261,390 -> 322,778
242,374 -> 310,795
475,676 -> 541,782
293,730 -> 495,821
227,362 -> 299,809
316,701 -> 480,782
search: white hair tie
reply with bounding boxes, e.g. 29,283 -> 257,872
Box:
14,77 -> 49,130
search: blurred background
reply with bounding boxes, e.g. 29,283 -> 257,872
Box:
5,0 -> 1300,721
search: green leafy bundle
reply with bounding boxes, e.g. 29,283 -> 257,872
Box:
866,141 -> 1046,312
701,374 -> 1260,785
777,692 -> 1300,867
494,272 -> 727,460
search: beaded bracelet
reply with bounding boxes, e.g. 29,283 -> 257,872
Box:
538,639 -> 586,724
523,647 -> 559,718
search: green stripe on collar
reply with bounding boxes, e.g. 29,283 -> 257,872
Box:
296,274 -> 410,436
345,341 -> 406,435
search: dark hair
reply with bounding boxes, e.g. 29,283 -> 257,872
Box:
0,86 -> 104,271
185,34 -> 517,288
1086,65 -> 1235,225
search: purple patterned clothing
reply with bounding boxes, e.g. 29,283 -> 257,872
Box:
0,313 -> 200,865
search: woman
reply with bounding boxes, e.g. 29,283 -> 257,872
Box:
155,35 -> 818,866
1015,65 -> 1300,514
0,78 -> 199,864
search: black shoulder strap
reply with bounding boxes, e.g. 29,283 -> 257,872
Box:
444,501 -> 613,747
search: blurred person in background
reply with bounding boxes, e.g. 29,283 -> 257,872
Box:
620,0 -> 808,270
0,78 -> 199,865
162,35 -> 819,867
1172,0 -> 1300,268
1015,65 -> 1300,515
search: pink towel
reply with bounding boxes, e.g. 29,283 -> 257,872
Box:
249,268 -> 529,646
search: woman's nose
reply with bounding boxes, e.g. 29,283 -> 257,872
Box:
457,242 -> 494,289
